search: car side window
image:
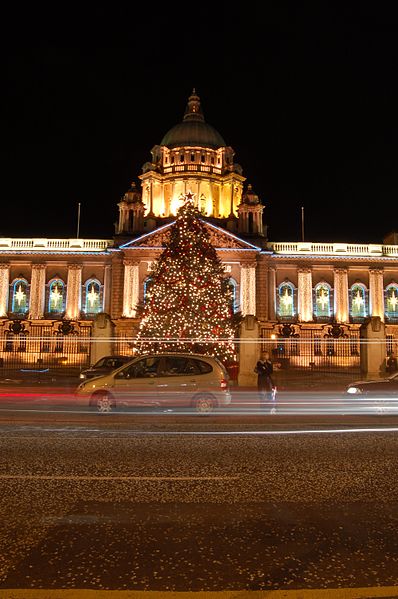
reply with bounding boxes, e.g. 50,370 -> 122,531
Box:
196,360 -> 213,374
113,359 -> 126,368
94,357 -> 106,368
138,357 -> 162,377
115,363 -> 138,379
161,357 -> 188,376
185,359 -> 201,374
148,357 -> 162,376
115,358 -> 158,379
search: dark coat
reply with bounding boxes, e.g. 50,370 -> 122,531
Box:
387,356 -> 398,374
255,359 -> 274,391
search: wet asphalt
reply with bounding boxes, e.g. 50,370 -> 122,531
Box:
1,413 -> 398,592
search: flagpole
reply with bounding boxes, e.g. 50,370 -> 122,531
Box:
301,206 -> 305,242
76,202 -> 81,238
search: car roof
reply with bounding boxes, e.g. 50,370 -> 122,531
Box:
132,353 -> 220,361
87,355 -> 132,368
93,355 -> 132,362
112,353 -> 223,370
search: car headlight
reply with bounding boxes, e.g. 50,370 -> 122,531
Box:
347,386 -> 362,394
79,373 -> 86,379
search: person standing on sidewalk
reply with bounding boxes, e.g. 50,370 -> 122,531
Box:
255,351 -> 276,413
386,351 -> 398,375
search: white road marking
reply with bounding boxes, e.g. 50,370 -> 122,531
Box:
2,584 -> 398,597
0,474 -> 239,481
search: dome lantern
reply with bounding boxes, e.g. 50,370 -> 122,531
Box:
160,89 -> 226,149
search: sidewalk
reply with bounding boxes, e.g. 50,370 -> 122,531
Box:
0,368 -> 80,389
231,370 -> 359,392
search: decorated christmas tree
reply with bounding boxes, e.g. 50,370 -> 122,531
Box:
134,192 -> 236,363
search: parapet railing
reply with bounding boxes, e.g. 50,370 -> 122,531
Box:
269,242 -> 398,257
0,238 -> 113,252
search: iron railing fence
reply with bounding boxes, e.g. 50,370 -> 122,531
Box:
1,319 -> 398,380
0,319 -> 92,376
261,324 -> 362,374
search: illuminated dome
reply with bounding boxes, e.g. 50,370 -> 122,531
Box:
160,89 -> 226,149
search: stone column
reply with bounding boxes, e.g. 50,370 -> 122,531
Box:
268,267 -> 276,320
149,181 -> 154,214
0,263 -> 10,317
297,268 -> 313,322
369,268 -> 384,321
103,264 -> 112,314
29,264 -> 46,319
122,259 -> 140,318
65,264 -> 82,320
334,268 -> 349,323
240,264 -> 256,316
237,315 -> 260,387
116,201 -> 129,234
360,317 -> 386,378
90,313 -> 116,365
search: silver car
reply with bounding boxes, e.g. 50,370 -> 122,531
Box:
75,353 -> 231,414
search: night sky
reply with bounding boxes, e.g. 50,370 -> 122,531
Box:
2,3 -> 398,244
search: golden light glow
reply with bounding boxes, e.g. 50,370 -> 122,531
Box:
281,288 -> 293,310
170,191 -> 194,215
318,288 -> 329,310
87,284 -> 98,308
15,284 -> 25,306
353,290 -> 364,310
135,193 -> 236,363
50,286 -> 62,306
388,290 -> 398,311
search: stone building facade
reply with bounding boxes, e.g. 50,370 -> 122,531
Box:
0,90 -> 397,380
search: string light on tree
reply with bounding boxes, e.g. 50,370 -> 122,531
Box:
134,192 -> 236,363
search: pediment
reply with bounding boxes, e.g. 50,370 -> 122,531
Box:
121,220 -> 260,251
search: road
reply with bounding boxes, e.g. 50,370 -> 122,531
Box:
1,406 -> 398,597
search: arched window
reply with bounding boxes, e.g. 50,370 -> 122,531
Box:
277,281 -> 295,318
225,278 -> 238,313
143,277 -> 153,303
48,279 -> 65,314
314,282 -> 332,319
350,282 -> 367,319
385,283 -> 398,320
11,279 -> 29,314
83,279 -> 102,314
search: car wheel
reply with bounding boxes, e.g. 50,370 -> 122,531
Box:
93,391 -> 114,414
194,394 -> 215,415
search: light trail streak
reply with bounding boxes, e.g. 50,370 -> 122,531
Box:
1,427 -> 398,437
0,474 -> 239,481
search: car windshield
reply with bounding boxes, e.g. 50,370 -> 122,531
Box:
92,357 -> 108,368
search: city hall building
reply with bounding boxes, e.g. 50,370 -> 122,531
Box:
0,90 -> 397,382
